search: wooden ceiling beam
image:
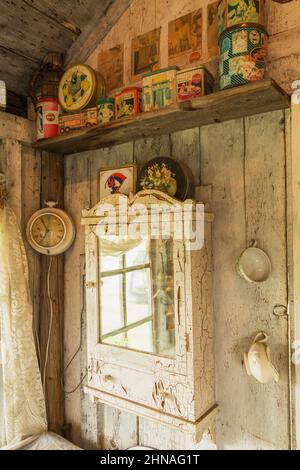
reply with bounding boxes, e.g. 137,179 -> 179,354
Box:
22,0 -> 81,36
65,0 -> 134,66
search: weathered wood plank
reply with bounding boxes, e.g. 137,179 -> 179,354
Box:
65,0 -> 134,66
0,0 -> 76,60
98,406 -> 138,450
0,110 -> 35,143
289,102 -> 300,449
0,139 -> 22,222
242,110 -> 289,449
22,0 -> 100,33
32,80 -> 290,155
21,145 -> 42,361
39,151 -> 65,434
64,152 -> 96,446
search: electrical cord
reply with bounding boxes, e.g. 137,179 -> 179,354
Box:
43,258 -> 87,396
43,256 -> 54,395
61,271 -> 87,394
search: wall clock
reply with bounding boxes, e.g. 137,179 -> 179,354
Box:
26,201 -> 75,255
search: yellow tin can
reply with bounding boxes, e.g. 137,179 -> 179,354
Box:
58,64 -> 105,112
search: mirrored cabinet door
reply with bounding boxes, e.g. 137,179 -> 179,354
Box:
98,235 -> 176,357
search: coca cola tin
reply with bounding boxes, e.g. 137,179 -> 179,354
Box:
36,98 -> 59,140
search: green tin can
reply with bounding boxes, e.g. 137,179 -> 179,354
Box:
219,24 -> 267,90
97,97 -> 114,124
218,0 -> 265,36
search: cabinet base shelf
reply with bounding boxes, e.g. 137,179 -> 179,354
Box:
84,385 -> 218,443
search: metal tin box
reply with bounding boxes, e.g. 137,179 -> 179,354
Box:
36,98 -> 59,140
58,107 -> 97,134
114,87 -> 142,120
97,97 -> 114,124
218,0 -> 265,36
58,64 -> 105,112
142,66 -> 179,112
219,24 -> 267,90
177,66 -> 214,102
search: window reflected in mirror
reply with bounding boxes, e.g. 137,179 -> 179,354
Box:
99,236 -> 175,357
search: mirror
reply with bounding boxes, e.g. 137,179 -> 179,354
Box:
98,236 -> 175,357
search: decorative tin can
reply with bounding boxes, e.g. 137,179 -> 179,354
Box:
36,98 -> 59,140
114,87 -> 142,120
58,64 -> 105,113
177,66 -> 214,102
59,107 -> 97,134
218,0 -> 265,36
219,24 -> 267,90
97,97 -> 115,124
142,66 -> 179,112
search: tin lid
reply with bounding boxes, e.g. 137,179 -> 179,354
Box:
97,97 -> 114,105
37,98 -> 59,103
219,23 -> 268,42
58,63 -> 97,112
115,86 -> 142,96
142,66 -> 179,79
177,65 -> 214,80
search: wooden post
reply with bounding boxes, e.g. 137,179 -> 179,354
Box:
289,99 -> 300,449
39,151 -> 65,434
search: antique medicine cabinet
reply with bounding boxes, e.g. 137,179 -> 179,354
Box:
82,190 -> 217,441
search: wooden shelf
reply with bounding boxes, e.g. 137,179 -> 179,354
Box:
32,79 -> 290,155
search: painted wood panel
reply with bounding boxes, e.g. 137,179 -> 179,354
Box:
200,113 -> 289,449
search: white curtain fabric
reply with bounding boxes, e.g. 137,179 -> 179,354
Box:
99,235 -> 143,257
0,201 -> 47,447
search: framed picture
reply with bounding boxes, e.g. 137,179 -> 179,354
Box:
97,44 -> 124,94
98,164 -> 137,200
168,9 -> 203,68
207,2 -> 219,58
132,28 -> 160,80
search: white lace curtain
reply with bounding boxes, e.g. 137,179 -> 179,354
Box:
0,198 -> 47,447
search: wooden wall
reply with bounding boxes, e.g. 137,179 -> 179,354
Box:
86,0 -> 300,95
0,112 -> 65,435
64,109 -> 290,449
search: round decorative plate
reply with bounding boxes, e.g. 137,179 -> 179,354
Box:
58,64 -> 105,112
136,157 -> 194,200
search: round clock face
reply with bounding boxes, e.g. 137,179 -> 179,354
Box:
26,208 -> 75,255
31,213 -> 66,249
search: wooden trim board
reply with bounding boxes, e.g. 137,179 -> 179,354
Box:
32,80 -> 290,155
0,110 -> 35,143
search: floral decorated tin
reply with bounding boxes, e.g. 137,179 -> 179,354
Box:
58,64 -> 105,112
137,156 -> 194,200
177,66 -> 214,101
97,97 -> 114,124
114,87 -> 142,120
219,24 -> 267,90
218,0 -> 265,36
142,66 -> 179,112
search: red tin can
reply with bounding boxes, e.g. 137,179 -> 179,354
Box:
36,98 -> 59,140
